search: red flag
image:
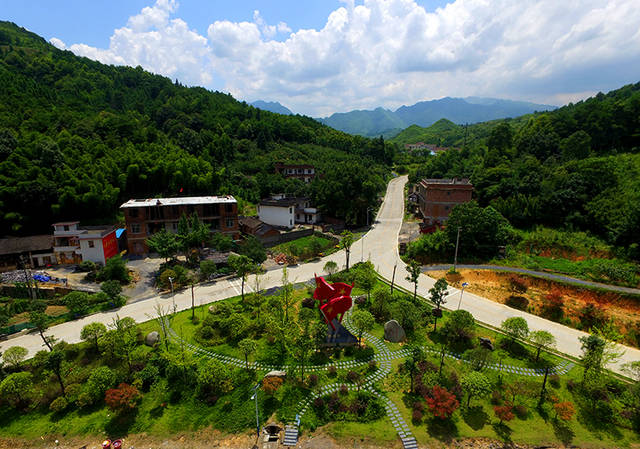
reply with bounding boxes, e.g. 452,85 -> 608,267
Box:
314,275 -> 336,301
179,187 -> 184,193
330,282 -> 353,298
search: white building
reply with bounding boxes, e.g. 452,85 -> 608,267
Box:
294,198 -> 321,225
52,222 -> 118,265
257,195 -> 296,229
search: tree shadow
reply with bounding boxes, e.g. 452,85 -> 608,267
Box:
426,417 -> 459,443
553,420 -> 575,446
492,422 -> 513,442
149,404 -> 165,419
104,408 -> 139,437
462,405 -> 489,430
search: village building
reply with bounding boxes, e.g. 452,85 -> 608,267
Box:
52,222 -> 118,265
415,178 -> 473,225
238,216 -> 280,242
120,196 -> 239,256
274,163 -> 316,183
257,195 -> 321,229
0,235 -> 55,271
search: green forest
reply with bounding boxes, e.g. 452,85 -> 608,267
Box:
399,83 -> 640,259
0,22 -> 394,236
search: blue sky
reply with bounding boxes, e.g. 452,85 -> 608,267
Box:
3,0 -> 639,116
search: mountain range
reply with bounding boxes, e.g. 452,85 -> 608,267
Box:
249,100 -> 293,115
317,97 -> 557,138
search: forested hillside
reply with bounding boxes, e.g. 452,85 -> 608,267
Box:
0,22 -> 394,235
406,83 -> 640,256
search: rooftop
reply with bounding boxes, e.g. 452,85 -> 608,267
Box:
0,235 -> 53,256
421,178 -> 472,186
259,197 -> 298,207
120,195 -> 237,208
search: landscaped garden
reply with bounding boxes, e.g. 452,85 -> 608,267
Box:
270,233 -> 337,262
0,261 -> 639,448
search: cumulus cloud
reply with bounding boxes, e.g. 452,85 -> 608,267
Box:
67,0 -> 213,86
61,0 -> 640,116
49,37 -> 66,50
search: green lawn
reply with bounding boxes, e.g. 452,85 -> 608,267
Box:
271,235 -> 335,260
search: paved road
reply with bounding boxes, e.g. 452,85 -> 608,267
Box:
2,175 -> 638,375
423,264 -> 640,295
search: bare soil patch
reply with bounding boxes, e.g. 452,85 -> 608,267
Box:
428,269 -> 640,346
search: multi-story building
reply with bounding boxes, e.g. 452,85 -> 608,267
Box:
120,196 -> 239,255
52,222 -> 118,265
257,195 -> 321,229
275,163 -> 316,183
415,178 -> 473,225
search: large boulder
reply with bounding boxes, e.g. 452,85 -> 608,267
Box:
384,320 -> 406,343
145,331 -> 160,347
264,370 -> 287,379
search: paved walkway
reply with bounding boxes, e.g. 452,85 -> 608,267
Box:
166,307 -> 573,448
422,264 -> 640,295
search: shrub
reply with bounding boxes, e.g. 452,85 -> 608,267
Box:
368,360 -> 378,371
97,255 -> 130,283
412,409 -> 423,424
566,379 -> 576,392
505,295 -> 529,310
491,390 -> 503,405
508,276 -> 528,294
158,268 -> 177,290
347,370 -> 360,384
340,384 -> 349,396
308,374 -> 319,387
313,397 -> 325,409
425,385 -> 459,419
78,260 -> 97,272
49,396 -> 68,413
262,377 -> 283,395
328,365 -> 337,377
494,404 -> 515,423
85,366 -> 116,402
514,404 -> 527,418
413,401 -> 424,413
549,374 -> 560,388
580,303 -> 607,330
105,383 -> 141,412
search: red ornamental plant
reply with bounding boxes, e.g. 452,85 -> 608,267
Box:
105,383 -> 141,413
494,404 -> 515,424
425,385 -> 459,419
553,401 -> 575,422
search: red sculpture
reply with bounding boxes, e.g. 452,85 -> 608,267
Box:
314,274 -> 354,331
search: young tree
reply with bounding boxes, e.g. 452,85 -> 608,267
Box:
105,383 -> 141,413
238,338 -> 257,369
529,330 -> 556,362
228,254 -> 256,302
81,322 -> 107,353
146,229 -> 180,262
239,235 -> 267,264
29,311 -> 55,351
98,254 -> 130,283
295,308 -> 316,381
63,291 -> 90,316
426,385 -> 460,419
196,359 -> 233,398
340,230 -> 354,271
279,267 -> 295,324
2,346 -> 28,369
461,371 -> 492,407
579,334 -> 605,383
323,260 -> 338,278
501,317 -> 529,345
46,350 -> 67,397
494,404 -> 515,424
355,263 -> 377,302
442,309 -> 476,343
350,309 -> 375,346
405,259 -> 422,301
429,277 -> 448,331
403,345 -> 425,393
199,260 -> 217,281
85,366 -> 116,403
553,401 -> 575,422
0,372 -> 34,407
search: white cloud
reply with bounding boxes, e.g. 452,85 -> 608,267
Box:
67,0 -> 213,86
49,37 -> 66,50
61,0 -> 640,116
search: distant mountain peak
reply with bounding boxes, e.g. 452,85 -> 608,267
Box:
250,100 -> 293,115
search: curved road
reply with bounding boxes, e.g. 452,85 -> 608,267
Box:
422,264 -> 640,295
1,175 -> 638,375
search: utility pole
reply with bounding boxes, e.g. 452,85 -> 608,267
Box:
453,227 -> 461,272
250,383 -> 261,438
457,282 -> 468,310
191,282 -> 195,320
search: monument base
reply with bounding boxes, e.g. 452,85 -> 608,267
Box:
321,319 -> 358,347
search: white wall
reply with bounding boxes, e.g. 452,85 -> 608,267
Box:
78,239 -> 105,265
258,205 -> 294,228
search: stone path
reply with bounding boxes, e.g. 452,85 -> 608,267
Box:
166,310 -> 575,448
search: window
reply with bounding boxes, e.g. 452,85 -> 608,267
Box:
226,217 -> 234,228
290,219 -> 293,226
289,207 -> 293,214
204,204 -> 220,216
131,224 -> 141,234
88,241 -> 95,248
63,225 -> 69,231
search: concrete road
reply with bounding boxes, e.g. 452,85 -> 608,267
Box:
2,175 -> 638,375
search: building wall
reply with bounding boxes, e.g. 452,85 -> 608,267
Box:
258,205 -> 294,228
79,238 -> 106,265
417,183 -> 473,224
123,202 -> 240,256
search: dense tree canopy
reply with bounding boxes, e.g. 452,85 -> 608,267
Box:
0,21 -> 392,235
